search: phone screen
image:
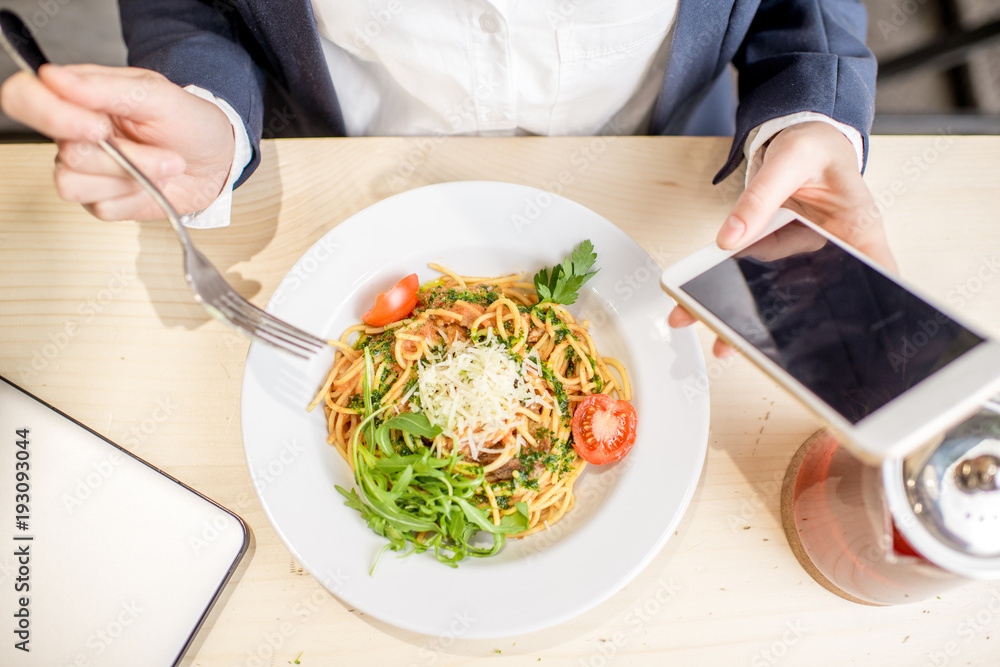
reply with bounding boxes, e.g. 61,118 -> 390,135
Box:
681,220 -> 984,424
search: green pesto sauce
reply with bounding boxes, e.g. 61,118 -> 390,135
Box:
419,285 -> 501,310
355,329 -> 396,361
534,307 -> 572,342
517,477 -> 540,491
540,361 -> 570,417
402,376 -> 420,407
487,473 -> 537,497
519,436 -> 577,479
532,307 -> 603,396
584,353 -> 604,392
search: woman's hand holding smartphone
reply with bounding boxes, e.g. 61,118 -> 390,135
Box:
671,121 -> 897,358
661,210 -> 1000,462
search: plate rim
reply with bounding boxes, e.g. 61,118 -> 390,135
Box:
240,180 -> 710,637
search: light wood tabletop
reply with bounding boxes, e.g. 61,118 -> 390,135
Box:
2,135 -> 999,666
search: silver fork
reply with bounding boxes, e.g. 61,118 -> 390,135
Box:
0,9 -> 326,358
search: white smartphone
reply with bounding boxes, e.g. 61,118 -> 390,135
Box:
660,209 -> 1000,463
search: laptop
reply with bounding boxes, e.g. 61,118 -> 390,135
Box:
0,376 -> 253,666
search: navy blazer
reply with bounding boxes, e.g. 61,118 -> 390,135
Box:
119,0 -> 876,188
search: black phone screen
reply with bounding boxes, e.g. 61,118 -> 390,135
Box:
681,220 -> 983,424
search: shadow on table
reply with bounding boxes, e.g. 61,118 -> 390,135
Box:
133,142 -> 285,332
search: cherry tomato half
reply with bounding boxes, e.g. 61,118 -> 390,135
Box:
362,274 -> 420,326
570,394 -> 637,465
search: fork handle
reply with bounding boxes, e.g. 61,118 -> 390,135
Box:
0,10 -> 46,73
96,138 -> 194,241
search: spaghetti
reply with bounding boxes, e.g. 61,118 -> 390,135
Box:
309,265 -> 632,543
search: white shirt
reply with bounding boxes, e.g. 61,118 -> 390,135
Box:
188,1 -> 863,228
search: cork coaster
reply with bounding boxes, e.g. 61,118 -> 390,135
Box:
780,429 -> 882,606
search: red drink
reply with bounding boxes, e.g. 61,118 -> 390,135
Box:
786,430 -> 965,604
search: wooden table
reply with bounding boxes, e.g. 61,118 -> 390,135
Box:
2,136 -> 999,666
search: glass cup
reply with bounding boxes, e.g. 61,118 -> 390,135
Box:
782,407 -> 1000,605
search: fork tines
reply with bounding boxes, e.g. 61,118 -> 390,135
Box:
218,293 -> 327,359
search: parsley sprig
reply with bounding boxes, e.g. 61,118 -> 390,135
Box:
532,240 -> 598,305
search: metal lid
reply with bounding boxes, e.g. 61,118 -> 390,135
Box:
886,403 -> 1000,577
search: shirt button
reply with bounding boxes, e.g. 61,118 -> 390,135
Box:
479,11 -> 499,34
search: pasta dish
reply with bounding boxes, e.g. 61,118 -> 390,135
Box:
308,244 -> 636,566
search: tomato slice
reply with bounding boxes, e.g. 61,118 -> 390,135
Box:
570,394 -> 637,465
362,274 -> 420,326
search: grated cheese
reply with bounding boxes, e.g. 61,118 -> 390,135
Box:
417,337 -> 548,459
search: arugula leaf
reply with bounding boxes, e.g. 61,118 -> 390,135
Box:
532,240 -> 598,305
362,348 -> 378,450
497,509 -> 529,534
371,412 -> 441,456
491,501 -> 532,534
342,368 -> 505,570
454,497 -> 503,533
382,412 -> 443,439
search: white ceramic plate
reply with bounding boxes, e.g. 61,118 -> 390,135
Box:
241,181 -> 709,638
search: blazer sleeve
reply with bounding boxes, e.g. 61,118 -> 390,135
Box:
716,0 -> 877,183
118,0 -> 265,187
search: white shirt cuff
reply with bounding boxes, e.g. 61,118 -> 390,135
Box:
743,112 -> 865,184
180,85 -> 253,229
